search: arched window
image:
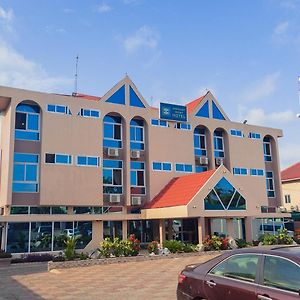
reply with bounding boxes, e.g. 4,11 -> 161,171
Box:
130,118 -> 145,150
103,114 -> 122,148
194,127 -> 207,156
214,129 -> 225,158
263,136 -> 272,162
15,102 -> 40,141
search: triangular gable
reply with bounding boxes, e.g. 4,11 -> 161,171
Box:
105,85 -> 125,105
212,100 -> 226,120
129,86 -> 146,108
195,100 -> 209,118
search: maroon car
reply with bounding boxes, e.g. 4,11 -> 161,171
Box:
177,246 -> 300,300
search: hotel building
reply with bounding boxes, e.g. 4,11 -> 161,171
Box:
0,76 -> 290,254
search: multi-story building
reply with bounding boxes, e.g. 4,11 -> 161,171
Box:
281,162 -> 300,212
0,76 -> 289,254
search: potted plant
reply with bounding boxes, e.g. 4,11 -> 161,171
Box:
0,249 -> 12,267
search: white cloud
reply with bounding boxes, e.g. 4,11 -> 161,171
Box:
242,71 -> 280,102
0,6 -> 14,32
123,26 -> 159,53
0,42 -> 72,92
273,21 -> 289,35
96,3 -> 112,13
280,0 -> 298,10
241,107 -> 295,126
279,141 -> 300,169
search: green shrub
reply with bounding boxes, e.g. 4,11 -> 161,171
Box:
64,235 -> 81,260
259,229 -> 293,246
163,240 -> 184,253
147,241 -> 159,254
235,239 -> 250,248
182,243 -> 197,253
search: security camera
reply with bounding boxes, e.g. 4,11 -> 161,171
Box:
297,113 -> 300,118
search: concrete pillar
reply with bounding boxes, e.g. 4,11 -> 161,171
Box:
198,218 -> 206,243
122,220 -> 128,240
159,219 -> 165,245
245,217 -> 253,242
83,220 -> 103,253
167,219 -> 173,240
227,218 -> 235,238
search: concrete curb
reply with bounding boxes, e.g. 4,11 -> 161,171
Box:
47,250 -> 223,271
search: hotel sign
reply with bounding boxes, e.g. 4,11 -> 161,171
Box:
159,103 -> 187,122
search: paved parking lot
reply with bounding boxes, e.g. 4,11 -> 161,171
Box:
0,253 -> 219,300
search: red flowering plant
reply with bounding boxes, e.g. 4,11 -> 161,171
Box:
147,241 -> 159,254
203,235 -> 230,251
128,234 -> 140,256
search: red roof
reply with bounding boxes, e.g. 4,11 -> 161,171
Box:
186,95 -> 205,114
145,169 -> 216,209
281,162 -> 300,182
74,93 -> 101,101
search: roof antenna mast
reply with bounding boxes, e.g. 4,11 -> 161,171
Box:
73,55 -> 79,96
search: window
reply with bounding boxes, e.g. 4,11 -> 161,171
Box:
250,169 -> 264,176
130,119 -> 144,150
103,160 -> 123,194
77,156 -> 99,167
195,100 -> 209,118
230,129 -> 243,137
263,137 -> 272,162
105,85 -> 125,105
214,130 -> 225,158
284,194 -> 291,204
233,167 -> 247,175
175,163 -> 193,173
151,119 -> 168,127
15,103 -> 40,141
204,177 -> 246,210
195,166 -> 208,173
79,108 -> 100,118
174,122 -> 191,130
249,132 -> 261,139
103,115 -> 122,148
212,101 -> 225,120
152,162 -> 172,171
129,86 -> 145,108
266,171 -> 275,198
45,153 -> 72,165
263,256 -> 300,293
47,104 -> 71,115
13,153 -> 39,193
130,162 -> 146,195
194,127 -> 207,156
210,254 -> 259,282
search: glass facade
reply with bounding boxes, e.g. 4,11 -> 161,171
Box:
130,161 -> 146,195
103,160 -> 123,194
103,221 -> 122,239
204,177 -> 246,210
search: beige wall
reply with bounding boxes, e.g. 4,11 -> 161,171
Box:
282,180 -> 300,211
0,78 -> 283,217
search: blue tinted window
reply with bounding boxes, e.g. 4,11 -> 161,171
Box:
250,169 -> 257,176
47,104 -> 55,112
153,162 -> 162,170
80,109 -> 100,118
15,131 -> 39,141
130,162 -> 145,169
195,100 -> 209,118
212,101 -> 225,120
104,123 -> 114,139
56,154 -> 70,164
176,164 -> 184,172
160,120 -> 167,127
241,168 -> 247,175
13,164 -> 25,181
130,170 -> 137,185
103,169 -> 113,184
77,156 -> 87,165
16,104 -> 40,113
14,153 -> 38,163
162,163 -> 171,171
13,183 -> 38,193
130,119 -> 144,150
130,86 -> 145,108
27,114 -> 39,130
257,169 -> 264,176
185,164 -> 193,172
195,166 -> 208,173
106,85 -> 126,105
230,129 -> 243,137
103,160 -> 122,168
26,165 -> 37,181
56,105 -> 66,113
151,119 -> 159,126
91,110 -> 100,118
87,157 -> 98,166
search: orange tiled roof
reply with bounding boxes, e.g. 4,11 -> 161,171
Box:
74,93 -> 101,101
281,162 -> 300,181
145,169 -> 216,209
186,95 -> 205,114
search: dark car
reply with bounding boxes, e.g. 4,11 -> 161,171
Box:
177,246 -> 300,300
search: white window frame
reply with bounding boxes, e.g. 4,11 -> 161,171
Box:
152,161 -> 172,172
175,163 -> 193,173
79,108 -> 100,118
194,132 -> 207,154
263,140 -> 272,162
45,153 -> 73,165
103,121 -> 123,149
47,104 -> 70,115
130,163 -> 146,195
76,156 -> 100,167
266,171 -> 275,198
103,161 -> 123,195
15,110 -> 40,139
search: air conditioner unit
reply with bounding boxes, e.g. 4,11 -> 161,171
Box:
108,148 -> 119,157
130,150 -> 140,159
198,156 -> 209,165
131,196 -> 142,206
278,206 -> 287,213
215,158 -> 224,166
109,194 -> 121,203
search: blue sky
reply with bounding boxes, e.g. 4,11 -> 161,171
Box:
0,0 -> 300,168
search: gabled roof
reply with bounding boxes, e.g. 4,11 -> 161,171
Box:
186,95 -> 205,114
74,93 -> 101,101
281,162 -> 300,182
145,169 -> 216,209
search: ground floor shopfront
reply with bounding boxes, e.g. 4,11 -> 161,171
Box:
0,215 -> 292,254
